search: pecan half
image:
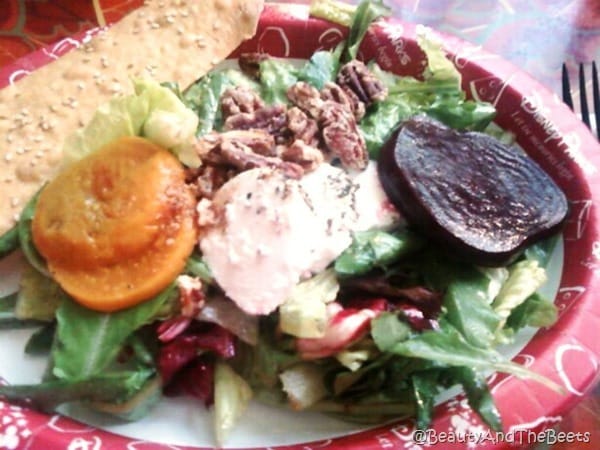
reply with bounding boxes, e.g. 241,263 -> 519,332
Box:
287,81 -> 324,119
320,101 -> 368,170
194,130 -> 276,160
187,164 -> 237,199
224,104 -> 289,143
321,81 -> 365,122
220,139 -> 304,179
337,60 -> 388,106
286,106 -> 319,147
221,86 -> 265,118
277,139 -> 324,172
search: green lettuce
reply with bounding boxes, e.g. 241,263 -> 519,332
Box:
62,79 -> 199,166
52,285 -> 176,380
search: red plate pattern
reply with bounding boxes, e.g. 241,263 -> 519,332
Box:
1,4 -> 600,450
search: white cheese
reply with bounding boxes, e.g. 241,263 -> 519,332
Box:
199,162 -> 400,315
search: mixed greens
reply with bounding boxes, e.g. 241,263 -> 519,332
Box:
0,0 -> 564,445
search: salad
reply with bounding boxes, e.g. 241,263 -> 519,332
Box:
0,0 -> 567,446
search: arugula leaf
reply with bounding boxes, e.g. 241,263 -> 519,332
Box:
443,268 -> 502,349
411,371 -> 441,430
90,375 -> 162,421
52,285 -> 176,380
343,0 -> 391,62
386,319 -> 563,392
335,229 -> 423,277
298,48 -> 343,89
0,368 -> 154,412
448,366 -> 502,431
370,312 -> 411,352
17,190 -> 49,277
505,292 -> 557,331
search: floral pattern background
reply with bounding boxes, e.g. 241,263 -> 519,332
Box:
0,1 -> 599,449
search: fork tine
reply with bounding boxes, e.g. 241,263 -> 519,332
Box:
592,61 -> 600,138
562,63 -> 574,110
579,62 -> 591,129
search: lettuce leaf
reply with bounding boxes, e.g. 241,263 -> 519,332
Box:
259,59 -> 300,105
183,69 -> 259,135
335,229 -> 423,277
52,285 -> 176,380
62,79 -> 199,166
343,0 -> 391,61
492,260 -> 547,328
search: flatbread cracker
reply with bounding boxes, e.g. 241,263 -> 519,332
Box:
0,0 -> 264,235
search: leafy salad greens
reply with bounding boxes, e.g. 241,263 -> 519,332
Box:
0,0 -> 563,445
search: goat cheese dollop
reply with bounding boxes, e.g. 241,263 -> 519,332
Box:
198,162 -> 399,315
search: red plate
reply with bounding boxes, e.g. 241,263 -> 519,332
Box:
1,4 -> 600,449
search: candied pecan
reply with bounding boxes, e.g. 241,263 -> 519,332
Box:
188,165 -> 236,199
193,129 -> 275,165
221,129 -> 276,156
321,82 -> 365,122
224,104 -> 288,141
337,60 -> 388,106
193,132 -> 221,160
220,139 -> 304,179
277,139 -> 324,172
221,86 -> 265,118
286,107 -> 319,146
238,52 -> 269,79
286,81 -> 324,119
320,101 -> 368,171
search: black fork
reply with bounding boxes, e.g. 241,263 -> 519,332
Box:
562,61 -> 600,139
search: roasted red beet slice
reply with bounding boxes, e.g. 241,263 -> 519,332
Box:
377,115 -> 568,266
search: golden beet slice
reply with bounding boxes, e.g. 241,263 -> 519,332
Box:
33,136 -> 185,268
48,201 -> 197,312
32,136 -> 198,312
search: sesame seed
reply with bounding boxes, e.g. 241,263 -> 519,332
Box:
4,152 -> 13,162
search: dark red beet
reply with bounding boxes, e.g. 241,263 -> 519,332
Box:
377,115 -> 569,266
